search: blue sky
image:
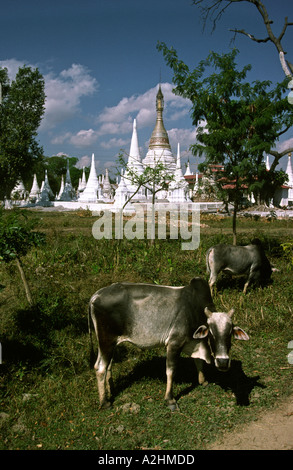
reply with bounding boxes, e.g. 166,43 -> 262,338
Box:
1,0 -> 293,176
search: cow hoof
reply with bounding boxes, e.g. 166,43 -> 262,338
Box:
99,401 -> 112,410
167,402 -> 179,412
201,380 -> 209,387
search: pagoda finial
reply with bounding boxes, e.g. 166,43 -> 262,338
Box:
149,84 -> 170,151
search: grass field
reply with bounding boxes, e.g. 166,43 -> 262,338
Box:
0,209 -> 292,450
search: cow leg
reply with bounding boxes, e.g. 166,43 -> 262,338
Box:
207,251 -> 218,296
94,344 -> 115,409
165,343 -> 181,411
243,267 -> 259,294
194,358 -> 208,386
243,280 -> 249,295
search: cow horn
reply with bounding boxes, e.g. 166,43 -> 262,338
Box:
228,308 -> 235,318
204,307 -> 213,318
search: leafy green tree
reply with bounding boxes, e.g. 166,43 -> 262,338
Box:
158,45 -> 293,243
117,151 -> 175,244
0,65 -> 46,199
44,155 -> 81,196
0,209 -> 45,304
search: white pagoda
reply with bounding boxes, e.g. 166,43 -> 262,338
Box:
29,174 -> 40,202
58,160 -> 76,201
142,85 -> 176,174
78,153 -> 99,203
168,143 -> 190,203
11,178 -> 27,200
124,118 -> 145,200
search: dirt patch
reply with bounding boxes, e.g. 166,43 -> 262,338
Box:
207,395 -> 293,450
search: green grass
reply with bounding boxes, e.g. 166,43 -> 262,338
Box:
0,210 -> 293,450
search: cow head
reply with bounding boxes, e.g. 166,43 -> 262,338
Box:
193,308 -> 249,372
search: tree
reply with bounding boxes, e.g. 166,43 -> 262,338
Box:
157,45 -> 293,244
192,0 -> 293,78
117,151 -> 175,244
44,155 -> 81,196
0,209 -> 45,304
0,65 -> 46,199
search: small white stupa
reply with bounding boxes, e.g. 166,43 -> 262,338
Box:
78,167 -> 87,194
124,119 -> 145,200
11,178 -> 27,200
38,170 -> 54,204
78,153 -> 99,203
265,155 -> 270,171
168,143 -> 190,203
100,168 -> 113,201
57,175 -> 65,200
58,160 -> 76,201
113,170 -> 134,212
184,160 -> 193,176
29,174 -> 40,202
286,153 -> 293,204
193,171 -> 199,194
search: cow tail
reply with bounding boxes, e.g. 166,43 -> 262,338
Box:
88,302 -> 97,368
206,247 -> 212,274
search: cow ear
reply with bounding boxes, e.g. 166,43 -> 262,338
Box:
233,326 -> 249,341
193,325 -> 209,339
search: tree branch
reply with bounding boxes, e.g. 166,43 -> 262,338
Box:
269,147 -> 293,171
193,0 -> 293,77
229,28 -> 270,43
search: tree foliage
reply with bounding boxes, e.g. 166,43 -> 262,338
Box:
0,209 -> 46,304
157,45 -> 293,242
0,65 -> 46,198
43,155 -> 81,196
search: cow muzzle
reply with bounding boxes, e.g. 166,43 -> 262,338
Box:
215,357 -> 231,372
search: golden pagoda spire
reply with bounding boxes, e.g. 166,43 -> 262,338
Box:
149,84 -> 171,151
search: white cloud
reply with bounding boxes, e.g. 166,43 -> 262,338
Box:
41,64 -> 98,130
97,83 -> 191,134
277,138 -> 293,153
98,120 -> 133,136
51,132 -> 73,145
0,60 -> 98,131
100,137 -> 129,150
69,129 -> 99,147
0,58 -> 34,80
167,127 -> 199,152
75,155 -> 102,170
51,128 -> 99,149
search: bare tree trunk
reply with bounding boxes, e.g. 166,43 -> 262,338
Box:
150,187 -> 156,246
16,256 -> 33,305
232,203 -> 238,246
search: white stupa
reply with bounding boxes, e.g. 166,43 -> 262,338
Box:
193,171 -> 199,194
142,85 -> 176,173
11,178 -> 27,200
38,170 -> 54,204
58,160 -> 76,201
265,155 -> 270,171
78,153 -> 99,203
184,160 -> 193,176
29,174 -> 40,202
285,153 -> 293,203
113,170 -> 133,211
78,167 -> 87,193
168,143 -> 190,202
100,168 -> 113,201
124,119 -> 145,200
